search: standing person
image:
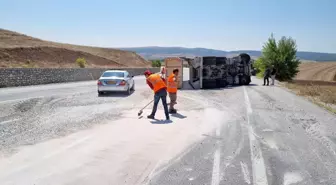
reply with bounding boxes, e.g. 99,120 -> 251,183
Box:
144,70 -> 170,120
167,69 -> 179,114
271,65 -> 277,85
160,67 -> 166,81
263,66 -> 271,86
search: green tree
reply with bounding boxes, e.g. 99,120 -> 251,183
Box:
276,36 -> 300,80
256,34 -> 300,81
253,58 -> 265,78
76,57 -> 87,68
151,60 -> 161,67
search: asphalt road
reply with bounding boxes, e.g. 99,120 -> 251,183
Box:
0,69 -> 336,185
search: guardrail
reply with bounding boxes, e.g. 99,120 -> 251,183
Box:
0,67 -> 160,88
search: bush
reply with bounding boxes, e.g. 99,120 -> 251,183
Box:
151,60 -> 161,67
255,34 -> 300,81
76,57 -> 87,68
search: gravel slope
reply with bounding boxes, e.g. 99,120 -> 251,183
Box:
0,70 -> 335,185
0,29 -> 149,68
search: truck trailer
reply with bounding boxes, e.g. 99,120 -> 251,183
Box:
188,53 -> 253,89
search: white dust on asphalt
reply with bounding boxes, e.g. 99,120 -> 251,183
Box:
240,161 -> 251,184
284,172 -> 303,185
0,104 -> 233,185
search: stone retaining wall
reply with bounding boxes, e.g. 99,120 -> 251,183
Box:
0,68 -> 160,88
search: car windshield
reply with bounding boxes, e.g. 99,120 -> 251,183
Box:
102,72 -> 124,77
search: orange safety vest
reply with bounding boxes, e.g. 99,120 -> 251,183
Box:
147,73 -> 167,93
167,73 -> 177,93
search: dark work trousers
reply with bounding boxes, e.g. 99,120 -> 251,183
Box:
150,88 -> 169,119
264,76 -> 269,85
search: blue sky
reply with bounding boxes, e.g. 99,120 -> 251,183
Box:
1,0 -> 335,53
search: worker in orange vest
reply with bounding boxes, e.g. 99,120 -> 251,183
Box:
167,68 -> 179,114
144,70 -> 170,120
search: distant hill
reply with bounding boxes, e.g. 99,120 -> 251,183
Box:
0,29 -> 150,68
119,46 -> 336,62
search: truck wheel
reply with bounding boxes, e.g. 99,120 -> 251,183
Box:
239,75 -> 249,85
239,53 -> 251,63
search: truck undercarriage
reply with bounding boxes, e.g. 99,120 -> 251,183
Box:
187,53 -> 253,89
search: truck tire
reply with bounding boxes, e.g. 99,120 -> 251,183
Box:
239,53 -> 251,63
239,75 -> 250,85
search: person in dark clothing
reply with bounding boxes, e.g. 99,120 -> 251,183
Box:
144,70 -> 170,120
270,65 -> 277,85
263,67 -> 271,86
150,88 -> 169,120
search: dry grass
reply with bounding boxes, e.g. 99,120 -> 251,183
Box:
0,28 -> 150,68
296,62 -> 336,82
285,82 -> 336,113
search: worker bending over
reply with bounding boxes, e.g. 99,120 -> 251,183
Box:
144,70 -> 170,120
167,69 -> 179,113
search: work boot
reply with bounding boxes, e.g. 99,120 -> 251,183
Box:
147,115 -> 155,119
166,116 -> 170,121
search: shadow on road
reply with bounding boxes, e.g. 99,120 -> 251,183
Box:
151,119 -> 173,124
180,86 -> 236,91
171,113 -> 187,119
98,91 -> 134,97
180,80 -> 259,91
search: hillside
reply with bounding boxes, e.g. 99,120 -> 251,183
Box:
120,46 -> 336,61
0,29 -> 150,68
296,62 -> 336,82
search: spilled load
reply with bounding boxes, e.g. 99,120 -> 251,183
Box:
188,53 -> 253,89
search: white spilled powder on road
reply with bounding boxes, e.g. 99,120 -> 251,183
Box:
283,172 -> 303,185
240,161 -> 251,184
211,122 -> 221,185
0,118 -> 21,125
0,107 -> 230,185
243,87 -> 269,185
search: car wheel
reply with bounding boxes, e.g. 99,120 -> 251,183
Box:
126,87 -> 131,95
131,83 -> 135,91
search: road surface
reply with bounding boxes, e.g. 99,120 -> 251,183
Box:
0,69 -> 336,185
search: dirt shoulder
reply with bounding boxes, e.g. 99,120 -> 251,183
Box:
282,82 -> 336,114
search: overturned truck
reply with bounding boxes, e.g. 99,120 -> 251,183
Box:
188,53 -> 252,89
